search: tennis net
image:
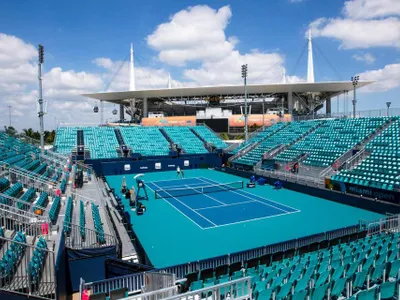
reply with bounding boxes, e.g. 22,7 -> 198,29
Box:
154,181 -> 244,199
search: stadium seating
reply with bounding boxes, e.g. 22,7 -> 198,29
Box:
0,182 -> 23,205
83,127 -> 119,159
32,163 -> 47,175
0,177 -> 10,192
163,127 -> 208,154
17,187 -> 36,210
33,192 -> 49,215
276,117 -> 389,167
13,157 -> 32,169
0,232 -> 27,281
60,179 -> 67,194
192,126 -> 228,149
54,127 -> 78,154
183,232 -> 399,299
49,196 -> 61,224
234,120 -> 320,166
29,237 -> 48,288
91,203 -> 105,244
231,123 -> 287,155
80,200 -> 85,239
64,196 -> 73,235
120,127 -> 170,156
332,119 -> 400,191
24,159 -> 40,171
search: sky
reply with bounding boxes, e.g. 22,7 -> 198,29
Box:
0,0 -> 399,130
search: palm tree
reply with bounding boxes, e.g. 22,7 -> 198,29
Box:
23,128 -> 34,138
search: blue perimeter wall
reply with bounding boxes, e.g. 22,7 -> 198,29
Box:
67,246 -> 118,292
85,153 -> 223,176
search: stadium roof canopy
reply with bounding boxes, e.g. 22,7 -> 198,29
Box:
83,81 -> 373,104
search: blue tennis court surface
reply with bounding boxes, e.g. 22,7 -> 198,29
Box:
146,177 -> 300,229
106,169 -> 383,268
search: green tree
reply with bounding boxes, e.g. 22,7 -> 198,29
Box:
4,126 -> 16,136
23,128 -> 34,138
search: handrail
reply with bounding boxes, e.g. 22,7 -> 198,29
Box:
85,221 -> 359,289
341,148 -> 368,171
0,192 -> 50,214
228,141 -> 257,162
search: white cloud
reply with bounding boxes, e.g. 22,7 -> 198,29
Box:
183,50 -> 287,86
358,64 -> 400,92
310,17 -> 400,49
0,33 -> 36,68
146,5 -> 295,85
352,53 -> 376,64
147,5 -> 236,66
343,0 -> 400,19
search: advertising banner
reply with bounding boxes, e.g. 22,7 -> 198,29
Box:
142,116 -> 196,126
229,114 -> 292,127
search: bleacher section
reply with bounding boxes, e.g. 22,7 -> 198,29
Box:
83,127 -> 119,159
163,126 -> 208,154
120,127 -> 170,156
80,200 -> 85,239
275,117 -> 389,167
332,119 -> 400,192
54,127 -> 78,154
182,232 -> 399,300
29,237 -> 48,287
231,123 -> 286,155
91,203 -> 105,244
63,196 -> 73,235
192,126 -> 228,149
54,125 -> 230,157
234,120 -> 320,167
49,196 -> 61,224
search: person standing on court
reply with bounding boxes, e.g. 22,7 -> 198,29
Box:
177,166 -> 181,177
181,169 -> 185,179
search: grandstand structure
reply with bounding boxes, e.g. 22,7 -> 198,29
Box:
1,38 -> 399,300
83,35 -> 373,126
1,110 -> 400,300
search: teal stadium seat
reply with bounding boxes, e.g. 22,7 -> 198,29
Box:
332,118 -> 400,192
120,127 -> 170,156
192,126 -> 228,149
163,126 -> 208,154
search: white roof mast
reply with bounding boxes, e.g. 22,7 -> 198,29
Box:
307,29 -> 315,83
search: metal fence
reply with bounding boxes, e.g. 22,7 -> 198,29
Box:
366,214 -> 400,236
255,167 -> 325,188
82,271 -> 174,295
0,206 -> 50,237
8,167 -> 57,196
64,223 -> 118,250
292,108 -> 400,122
126,277 -> 252,300
83,222 -> 360,294
0,235 -> 56,299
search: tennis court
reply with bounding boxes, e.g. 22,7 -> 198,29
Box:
106,169 -> 383,268
146,177 -> 300,229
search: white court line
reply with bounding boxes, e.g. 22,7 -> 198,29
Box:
197,177 -> 300,214
200,177 -> 300,212
184,184 -> 226,206
148,178 -> 199,184
154,182 -> 205,190
195,200 -> 256,211
145,182 -> 208,230
151,181 -> 218,229
203,210 -> 300,229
